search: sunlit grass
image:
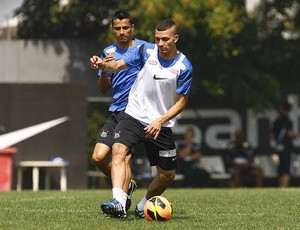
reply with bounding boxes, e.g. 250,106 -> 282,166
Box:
1,188 -> 300,229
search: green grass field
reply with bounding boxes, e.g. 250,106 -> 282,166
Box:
1,188 -> 300,229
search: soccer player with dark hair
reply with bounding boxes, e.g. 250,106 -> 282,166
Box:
91,9 -> 148,212
91,18 -> 193,218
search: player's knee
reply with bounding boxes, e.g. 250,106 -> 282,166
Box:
112,143 -> 128,158
91,154 -> 98,163
91,150 -> 106,164
160,170 -> 176,182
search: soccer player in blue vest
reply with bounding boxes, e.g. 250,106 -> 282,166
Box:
91,10 -> 148,212
91,18 -> 193,218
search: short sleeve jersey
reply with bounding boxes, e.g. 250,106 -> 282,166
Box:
98,39 -> 147,111
124,44 -> 193,127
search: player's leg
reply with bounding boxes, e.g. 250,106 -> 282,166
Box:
101,115 -> 143,218
101,142 -> 129,218
250,167 -> 263,187
278,150 -> 291,187
135,167 -> 175,218
232,166 -> 242,187
91,112 -> 116,177
146,167 -> 175,197
93,112 -> 130,218
123,154 -> 132,194
123,153 -> 138,211
111,142 -> 130,198
91,143 -> 111,177
279,174 -> 290,187
135,128 -> 176,218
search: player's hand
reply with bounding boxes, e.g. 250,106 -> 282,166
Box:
103,53 -> 115,63
144,119 -> 162,139
90,55 -> 104,69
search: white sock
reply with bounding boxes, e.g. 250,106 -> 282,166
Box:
122,192 -> 128,210
112,188 -> 123,204
137,195 -> 148,211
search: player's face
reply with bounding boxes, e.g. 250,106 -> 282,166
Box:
155,26 -> 178,58
112,18 -> 134,46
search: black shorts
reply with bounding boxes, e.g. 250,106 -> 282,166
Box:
96,111 -> 136,156
278,150 -> 294,175
114,113 -> 177,170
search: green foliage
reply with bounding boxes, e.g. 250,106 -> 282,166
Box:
120,0 -> 244,43
14,0 -> 300,111
120,0 -> 300,111
15,0 -> 121,39
1,189 -> 300,229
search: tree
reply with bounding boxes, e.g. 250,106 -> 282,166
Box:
15,0 -> 121,39
250,0 -> 300,105
14,0 -> 300,111
119,0 -> 300,111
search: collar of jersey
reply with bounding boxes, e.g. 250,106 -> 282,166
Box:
116,38 -> 137,53
157,51 -> 181,68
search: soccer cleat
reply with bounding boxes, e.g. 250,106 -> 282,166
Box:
125,198 -> 131,212
101,198 -> 126,218
135,205 -> 145,218
125,179 -> 137,211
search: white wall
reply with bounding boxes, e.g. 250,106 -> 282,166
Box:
0,40 -> 69,82
0,39 -> 103,96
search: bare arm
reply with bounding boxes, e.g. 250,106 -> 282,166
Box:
97,54 -> 114,94
98,71 -> 111,94
145,94 -> 189,139
90,55 -> 127,73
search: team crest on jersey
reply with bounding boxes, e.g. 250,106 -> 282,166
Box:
101,131 -> 108,138
148,59 -> 158,65
106,47 -> 116,54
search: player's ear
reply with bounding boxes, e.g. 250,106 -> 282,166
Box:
131,24 -> 135,33
174,34 -> 179,43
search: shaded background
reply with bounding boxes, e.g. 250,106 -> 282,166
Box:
1,0 -> 300,189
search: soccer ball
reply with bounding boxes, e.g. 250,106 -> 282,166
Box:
144,196 -> 172,222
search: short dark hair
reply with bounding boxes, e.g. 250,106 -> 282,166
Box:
156,18 -> 176,31
112,10 -> 132,26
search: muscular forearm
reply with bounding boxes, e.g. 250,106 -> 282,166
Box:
157,95 -> 188,126
144,94 -> 189,139
98,72 -> 111,94
102,60 -> 127,73
90,55 -> 127,73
